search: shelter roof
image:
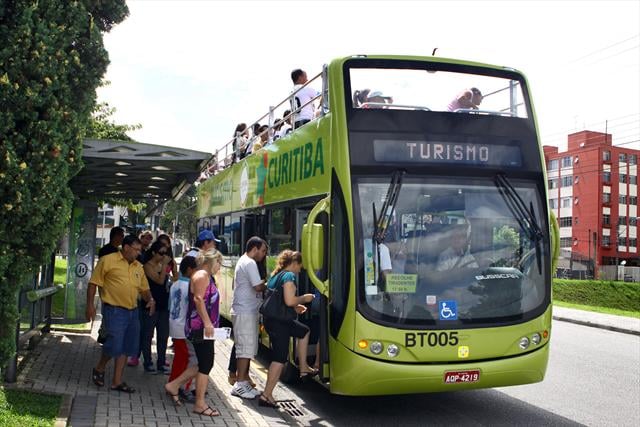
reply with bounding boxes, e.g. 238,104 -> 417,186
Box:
70,139 -> 211,203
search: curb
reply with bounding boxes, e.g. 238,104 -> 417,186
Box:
552,315 -> 640,336
55,393 -> 73,427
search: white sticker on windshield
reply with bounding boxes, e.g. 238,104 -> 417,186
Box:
426,295 -> 437,305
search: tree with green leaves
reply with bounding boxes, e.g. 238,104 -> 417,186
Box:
0,0 -> 129,368
159,186 -> 198,245
85,100 -> 141,141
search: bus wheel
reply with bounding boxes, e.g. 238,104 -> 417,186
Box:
280,361 -> 299,384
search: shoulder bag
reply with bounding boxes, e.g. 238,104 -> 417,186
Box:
259,272 -> 296,321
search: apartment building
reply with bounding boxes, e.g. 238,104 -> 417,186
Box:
544,131 -> 639,275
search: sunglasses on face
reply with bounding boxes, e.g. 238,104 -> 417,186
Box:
158,251 -> 168,256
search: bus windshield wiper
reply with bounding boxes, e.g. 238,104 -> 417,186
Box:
371,170 -> 405,289
373,169 -> 405,244
494,173 -> 544,274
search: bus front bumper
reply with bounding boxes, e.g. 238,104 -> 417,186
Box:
329,341 -> 550,396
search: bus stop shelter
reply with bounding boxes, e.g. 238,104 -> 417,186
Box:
4,138 -> 211,382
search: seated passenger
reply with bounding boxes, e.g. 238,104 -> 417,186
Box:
353,89 -> 393,109
232,123 -> 249,163
447,87 -> 483,111
436,224 -> 478,271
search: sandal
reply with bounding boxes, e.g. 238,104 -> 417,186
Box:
193,406 -> 220,417
111,382 -> 135,393
165,391 -> 182,407
299,368 -> 319,379
258,396 -> 278,408
92,368 -> 105,387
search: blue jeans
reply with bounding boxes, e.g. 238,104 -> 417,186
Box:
102,304 -> 140,358
141,309 -> 169,368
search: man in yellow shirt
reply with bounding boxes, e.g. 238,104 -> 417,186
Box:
86,235 -> 156,393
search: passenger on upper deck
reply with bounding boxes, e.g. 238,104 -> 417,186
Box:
447,87 -> 483,112
290,69 -> 320,129
353,89 -> 393,109
232,123 -> 249,164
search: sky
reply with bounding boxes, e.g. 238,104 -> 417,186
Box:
97,0 -> 640,155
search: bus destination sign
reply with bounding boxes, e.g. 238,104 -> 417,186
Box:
373,139 -> 522,167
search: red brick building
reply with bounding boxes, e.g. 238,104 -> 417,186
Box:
544,131 -> 639,276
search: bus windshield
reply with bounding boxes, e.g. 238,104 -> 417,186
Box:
356,175 -> 548,327
349,67 -> 528,118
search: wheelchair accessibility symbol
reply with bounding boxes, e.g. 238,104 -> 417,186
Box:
439,300 -> 458,320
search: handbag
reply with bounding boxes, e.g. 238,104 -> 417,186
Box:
259,272 -> 296,321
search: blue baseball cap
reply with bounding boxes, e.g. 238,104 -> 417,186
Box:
198,229 -> 221,243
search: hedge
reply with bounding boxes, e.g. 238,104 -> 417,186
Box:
553,279 -> 640,312
0,0 -> 128,369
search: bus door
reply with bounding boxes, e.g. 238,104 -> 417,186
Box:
295,207 -> 330,381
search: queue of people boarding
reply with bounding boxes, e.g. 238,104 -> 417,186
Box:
86,229 -> 319,416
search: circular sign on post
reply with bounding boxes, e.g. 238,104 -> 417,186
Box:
75,262 -> 88,278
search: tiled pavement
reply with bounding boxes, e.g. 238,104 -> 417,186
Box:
16,320 -> 296,426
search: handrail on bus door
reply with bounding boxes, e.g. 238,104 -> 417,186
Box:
302,196 -> 330,297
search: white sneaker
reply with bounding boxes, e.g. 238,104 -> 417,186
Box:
231,381 -> 260,399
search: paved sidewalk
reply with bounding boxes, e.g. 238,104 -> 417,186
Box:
552,305 -> 640,335
16,320 -> 295,427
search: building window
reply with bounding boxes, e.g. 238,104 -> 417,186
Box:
548,179 -> 558,189
549,198 -> 558,209
630,176 -> 637,185
629,196 -> 637,205
619,195 -> 628,204
561,176 -> 573,187
619,153 -> 627,163
561,197 -> 572,208
630,238 -> 637,248
630,217 -> 637,226
618,236 -> 627,247
603,151 -> 611,161
562,156 -> 572,168
603,214 -> 610,226
602,235 -> 611,246
603,193 -> 611,203
548,159 -> 559,170
559,237 -> 572,248
602,172 -> 611,182
620,174 -> 627,184
559,216 -> 572,227
629,154 -> 637,165
618,216 -> 627,225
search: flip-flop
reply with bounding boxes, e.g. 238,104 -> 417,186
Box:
91,368 -> 105,387
194,406 -> 220,417
110,382 -> 135,393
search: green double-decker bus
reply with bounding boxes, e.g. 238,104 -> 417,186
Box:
197,55 -> 556,396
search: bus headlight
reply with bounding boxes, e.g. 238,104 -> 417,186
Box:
387,344 -> 399,357
519,337 -> 530,350
370,341 -> 383,354
531,333 -> 541,345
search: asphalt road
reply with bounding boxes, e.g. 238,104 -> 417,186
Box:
274,320 -> 640,426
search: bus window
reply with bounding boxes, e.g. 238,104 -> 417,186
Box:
229,213 -> 242,256
266,208 -> 293,257
356,175 -> 546,326
349,67 -> 528,118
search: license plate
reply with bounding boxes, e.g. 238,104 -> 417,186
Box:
444,370 -> 480,383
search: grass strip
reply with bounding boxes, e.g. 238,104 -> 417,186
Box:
0,388 -> 62,427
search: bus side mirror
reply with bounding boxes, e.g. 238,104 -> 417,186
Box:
302,223 -> 324,272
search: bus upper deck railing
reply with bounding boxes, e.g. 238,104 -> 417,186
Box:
203,67 -> 328,177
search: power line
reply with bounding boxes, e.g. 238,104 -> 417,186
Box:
569,34 -> 640,64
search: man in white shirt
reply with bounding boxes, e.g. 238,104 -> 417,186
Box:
290,69 -> 320,130
230,236 -> 267,399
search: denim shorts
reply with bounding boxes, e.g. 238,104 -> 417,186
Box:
102,303 -> 140,358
